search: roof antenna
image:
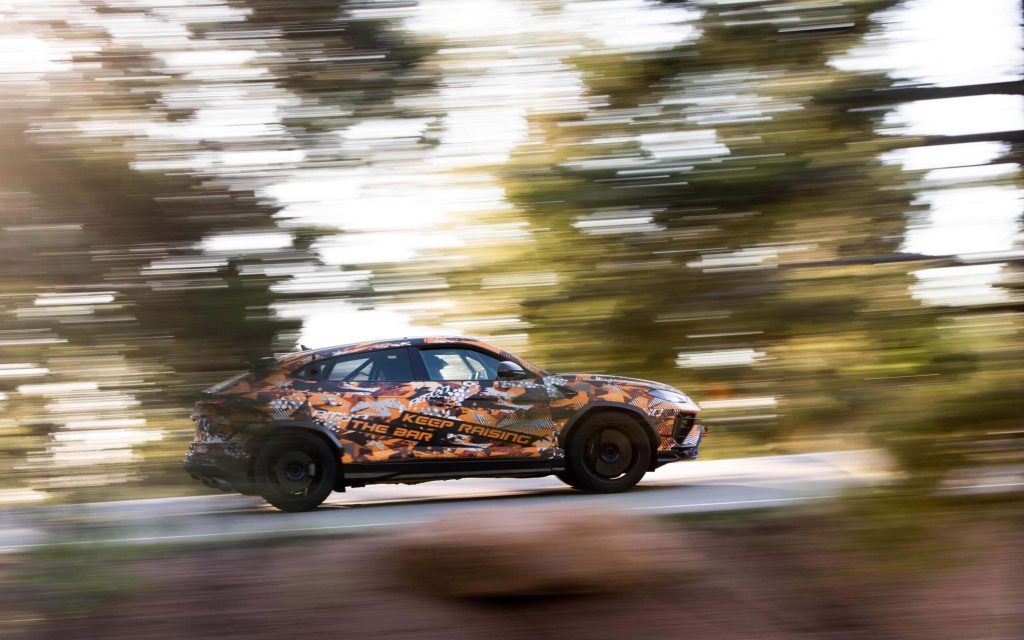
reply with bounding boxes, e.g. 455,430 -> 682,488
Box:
299,344 -> 310,351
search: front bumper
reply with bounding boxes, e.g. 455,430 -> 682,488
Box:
668,425 -> 705,459
657,414 -> 706,464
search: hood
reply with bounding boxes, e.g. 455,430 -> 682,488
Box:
555,372 -> 700,413
554,372 -> 677,392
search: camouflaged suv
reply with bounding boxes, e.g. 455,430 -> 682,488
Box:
185,337 -> 704,511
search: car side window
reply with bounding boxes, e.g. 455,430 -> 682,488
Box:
419,348 -> 502,381
293,361 -> 326,381
327,356 -> 371,381
324,349 -> 415,382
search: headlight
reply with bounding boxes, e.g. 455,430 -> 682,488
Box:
649,388 -> 690,404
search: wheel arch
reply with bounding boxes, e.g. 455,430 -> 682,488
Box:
245,420 -> 346,491
558,402 -> 660,471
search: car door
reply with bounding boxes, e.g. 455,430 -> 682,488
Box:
405,346 -> 556,459
303,347 -> 427,464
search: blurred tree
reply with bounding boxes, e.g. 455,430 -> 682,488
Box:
226,0 -> 440,134
0,0 -> 1017,501
438,0 -> 966,456
0,0 -> 437,497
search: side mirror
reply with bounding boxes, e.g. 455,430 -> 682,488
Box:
496,361 -> 530,380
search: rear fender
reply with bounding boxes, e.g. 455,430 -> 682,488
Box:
245,420 -> 346,492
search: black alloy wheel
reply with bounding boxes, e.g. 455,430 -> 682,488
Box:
257,432 -> 337,512
561,414 -> 651,493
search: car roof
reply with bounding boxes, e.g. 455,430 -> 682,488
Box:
309,336 -> 485,355
276,336 -> 545,375
281,336 -> 487,362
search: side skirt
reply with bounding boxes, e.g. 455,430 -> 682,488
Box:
344,457 -> 562,486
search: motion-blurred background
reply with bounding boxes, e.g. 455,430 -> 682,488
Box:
0,0 -> 1021,506
2,2 -> 1023,639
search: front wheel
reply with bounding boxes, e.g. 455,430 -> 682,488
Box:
256,432 -> 337,512
564,414 -> 652,493
555,469 -> 584,490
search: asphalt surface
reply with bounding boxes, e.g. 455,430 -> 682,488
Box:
0,450 -> 889,552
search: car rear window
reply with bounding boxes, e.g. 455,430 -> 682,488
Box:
292,361 -> 327,381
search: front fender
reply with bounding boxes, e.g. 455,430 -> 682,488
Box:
557,401 -> 661,468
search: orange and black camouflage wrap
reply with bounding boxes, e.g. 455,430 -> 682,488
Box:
186,338 -> 701,474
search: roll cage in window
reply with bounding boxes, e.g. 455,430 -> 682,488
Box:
290,348 -> 415,383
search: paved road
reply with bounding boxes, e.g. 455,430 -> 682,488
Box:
0,450 -> 890,552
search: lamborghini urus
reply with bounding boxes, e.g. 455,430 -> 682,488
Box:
185,337 -> 704,511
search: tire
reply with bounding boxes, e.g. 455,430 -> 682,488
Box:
256,432 -> 337,512
555,469 -> 585,490
564,413 -> 652,493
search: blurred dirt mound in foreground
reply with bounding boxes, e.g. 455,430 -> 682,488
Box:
391,505 -> 695,597
5,506 -> 1022,640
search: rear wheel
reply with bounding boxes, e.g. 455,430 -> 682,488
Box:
256,432 -> 337,512
564,414 -> 652,493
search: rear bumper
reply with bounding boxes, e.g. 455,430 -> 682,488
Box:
184,447 -> 254,494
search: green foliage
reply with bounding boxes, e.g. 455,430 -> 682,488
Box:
0,0 -> 439,498
0,0 -> 1018,501
433,0 -> 1022,490
12,545 -> 152,616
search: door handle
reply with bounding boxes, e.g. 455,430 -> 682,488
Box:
338,387 -> 370,394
